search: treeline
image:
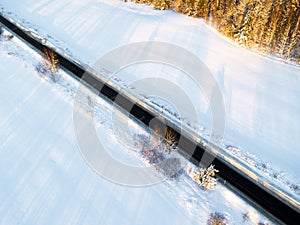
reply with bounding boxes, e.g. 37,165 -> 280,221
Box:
131,0 -> 300,64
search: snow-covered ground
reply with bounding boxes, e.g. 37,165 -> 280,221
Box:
1,0 -> 299,202
0,30 -> 274,224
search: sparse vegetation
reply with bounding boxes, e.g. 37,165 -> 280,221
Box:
226,145 -> 300,196
193,165 -> 218,190
141,126 -> 177,161
141,147 -> 164,164
149,125 -> 178,154
159,157 -> 182,178
35,62 -> 60,83
242,212 -> 250,222
149,124 -> 164,147
257,222 -> 270,225
42,48 -> 59,72
138,125 -> 182,179
130,0 -> 300,64
289,184 -> 300,195
207,212 -> 227,225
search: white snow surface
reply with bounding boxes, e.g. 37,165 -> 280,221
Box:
0,31 -> 273,224
1,0 -> 299,200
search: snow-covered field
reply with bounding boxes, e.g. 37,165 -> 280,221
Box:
1,0 -> 299,203
0,30 -> 274,224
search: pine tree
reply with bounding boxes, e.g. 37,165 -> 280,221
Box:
255,0 -> 273,49
286,12 -> 300,60
193,0 -> 209,18
262,0 -> 281,53
152,0 -> 172,10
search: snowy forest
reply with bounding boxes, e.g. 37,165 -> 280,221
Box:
131,0 -> 300,64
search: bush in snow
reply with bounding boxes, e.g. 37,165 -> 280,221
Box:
163,127 -> 177,154
193,165 -> 218,190
42,48 -> 59,72
207,212 -> 227,225
7,34 -> 13,40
